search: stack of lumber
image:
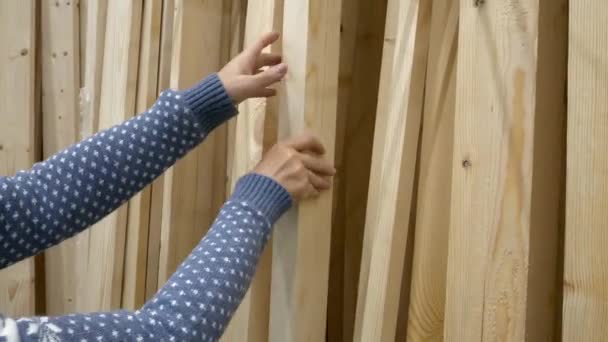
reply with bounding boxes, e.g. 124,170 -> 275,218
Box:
1,0 -> 608,341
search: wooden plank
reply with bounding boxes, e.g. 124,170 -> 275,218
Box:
122,0 -> 163,310
221,2 -> 282,341
327,0 -> 387,340
144,0 -> 175,301
81,0 -> 143,311
562,0 -> 608,340
0,0 -> 37,317
80,0 -> 108,139
41,0 -> 81,315
444,0 -> 567,340
352,0 -> 431,341
405,0 -> 458,339
157,0 -> 225,286
268,1 -> 341,340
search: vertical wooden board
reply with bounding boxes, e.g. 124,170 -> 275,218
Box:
405,0 -> 458,340
221,1 -> 282,341
81,0 -> 143,312
157,0 -> 225,286
122,0 -> 163,310
144,0 -> 175,301
563,1 -> 608,341
41,0 -> 81,315
268,1 -> 341,341
80,0 -> 108,139
0,0 -> 37,317
352,0 -> 431,340
327,0 -> 387,340
444,0 -> 565,340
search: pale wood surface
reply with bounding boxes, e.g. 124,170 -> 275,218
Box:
40,0 -> 81,315
157,0 -> 225,287
405,0 -> 458,340
268,1 -> 342,341
82,0 -> 143,312
352,0 -> 431,340
444,0 -> 566,340
0,0 -> 37,317
122,0 -> 163,310
221,1 -> 281,341
563,0 -> 608,340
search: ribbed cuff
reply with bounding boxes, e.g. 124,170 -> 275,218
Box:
232,174 -> 293,224
178,73 -> 238,133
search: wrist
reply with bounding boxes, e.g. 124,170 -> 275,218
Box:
232,173 -> 292,223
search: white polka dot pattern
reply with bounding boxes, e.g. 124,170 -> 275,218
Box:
0,74 -> 295,341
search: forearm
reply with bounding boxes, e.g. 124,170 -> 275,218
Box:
0,74 -> 237,269
8,174 -> 291,342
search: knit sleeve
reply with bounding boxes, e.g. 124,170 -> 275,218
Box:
0,74 -> 237,269
10,174 -> 292,342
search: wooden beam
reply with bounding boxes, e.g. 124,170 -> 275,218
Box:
327,0 -> 387,340
81,0 -> 143,311
352,1 -> 431,341
0,0 -> 37,317
40,0 -> 81,315
268,1 -> 342,340
144,0 -> 175,301
221,1 -> 282,341
562,1 -> 608,340
405,0 -> 458,339
157,0 -> 225,286
444,0 -> 567,340
122,0 -> 163,310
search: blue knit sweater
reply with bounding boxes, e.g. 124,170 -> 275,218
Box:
0,74 -> 292,342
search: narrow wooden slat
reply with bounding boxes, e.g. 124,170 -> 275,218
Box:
144,0 -> 175,301
352,0 -> 431,340
41,0 -> 81,315
405,0 -> 458,339
562,0 -> 608,340
122,0 -> 163,310
157,0 -> 225,286
0,0 -> 37,317
221,2 -> 282,341
444,0 -> 566,340
82,0 -> 143,311
327,0 -> 387,340
268,1 -> 342,340
80,0 -> 108,139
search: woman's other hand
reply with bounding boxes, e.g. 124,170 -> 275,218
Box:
218,32 -> 287,104
254,132 -> 336,202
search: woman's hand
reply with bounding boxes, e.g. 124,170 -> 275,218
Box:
254,132 -> 336,202
218,32 -> 287,104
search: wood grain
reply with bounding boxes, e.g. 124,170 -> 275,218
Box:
562,0 -> 608,340
352,0 -> 431,340
122,0 -> 163,310
405,0 -> 458,339
157,0 -> 225,287
41,0 -> 81,315
0,0 -> 37,317
221,1 -> 282,340
268,1 -> 342,341
82,0 -> 143,311
444,0 -> 566,340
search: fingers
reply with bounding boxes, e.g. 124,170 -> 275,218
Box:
284,132 -> 326,155
249,63 -> 287,89
308,171 -> 332,191
246,32 -> 280,56
300,153 -> 335,176
257,53 -> 282,69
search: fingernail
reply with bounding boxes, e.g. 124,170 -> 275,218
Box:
275,63 -> 287,74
